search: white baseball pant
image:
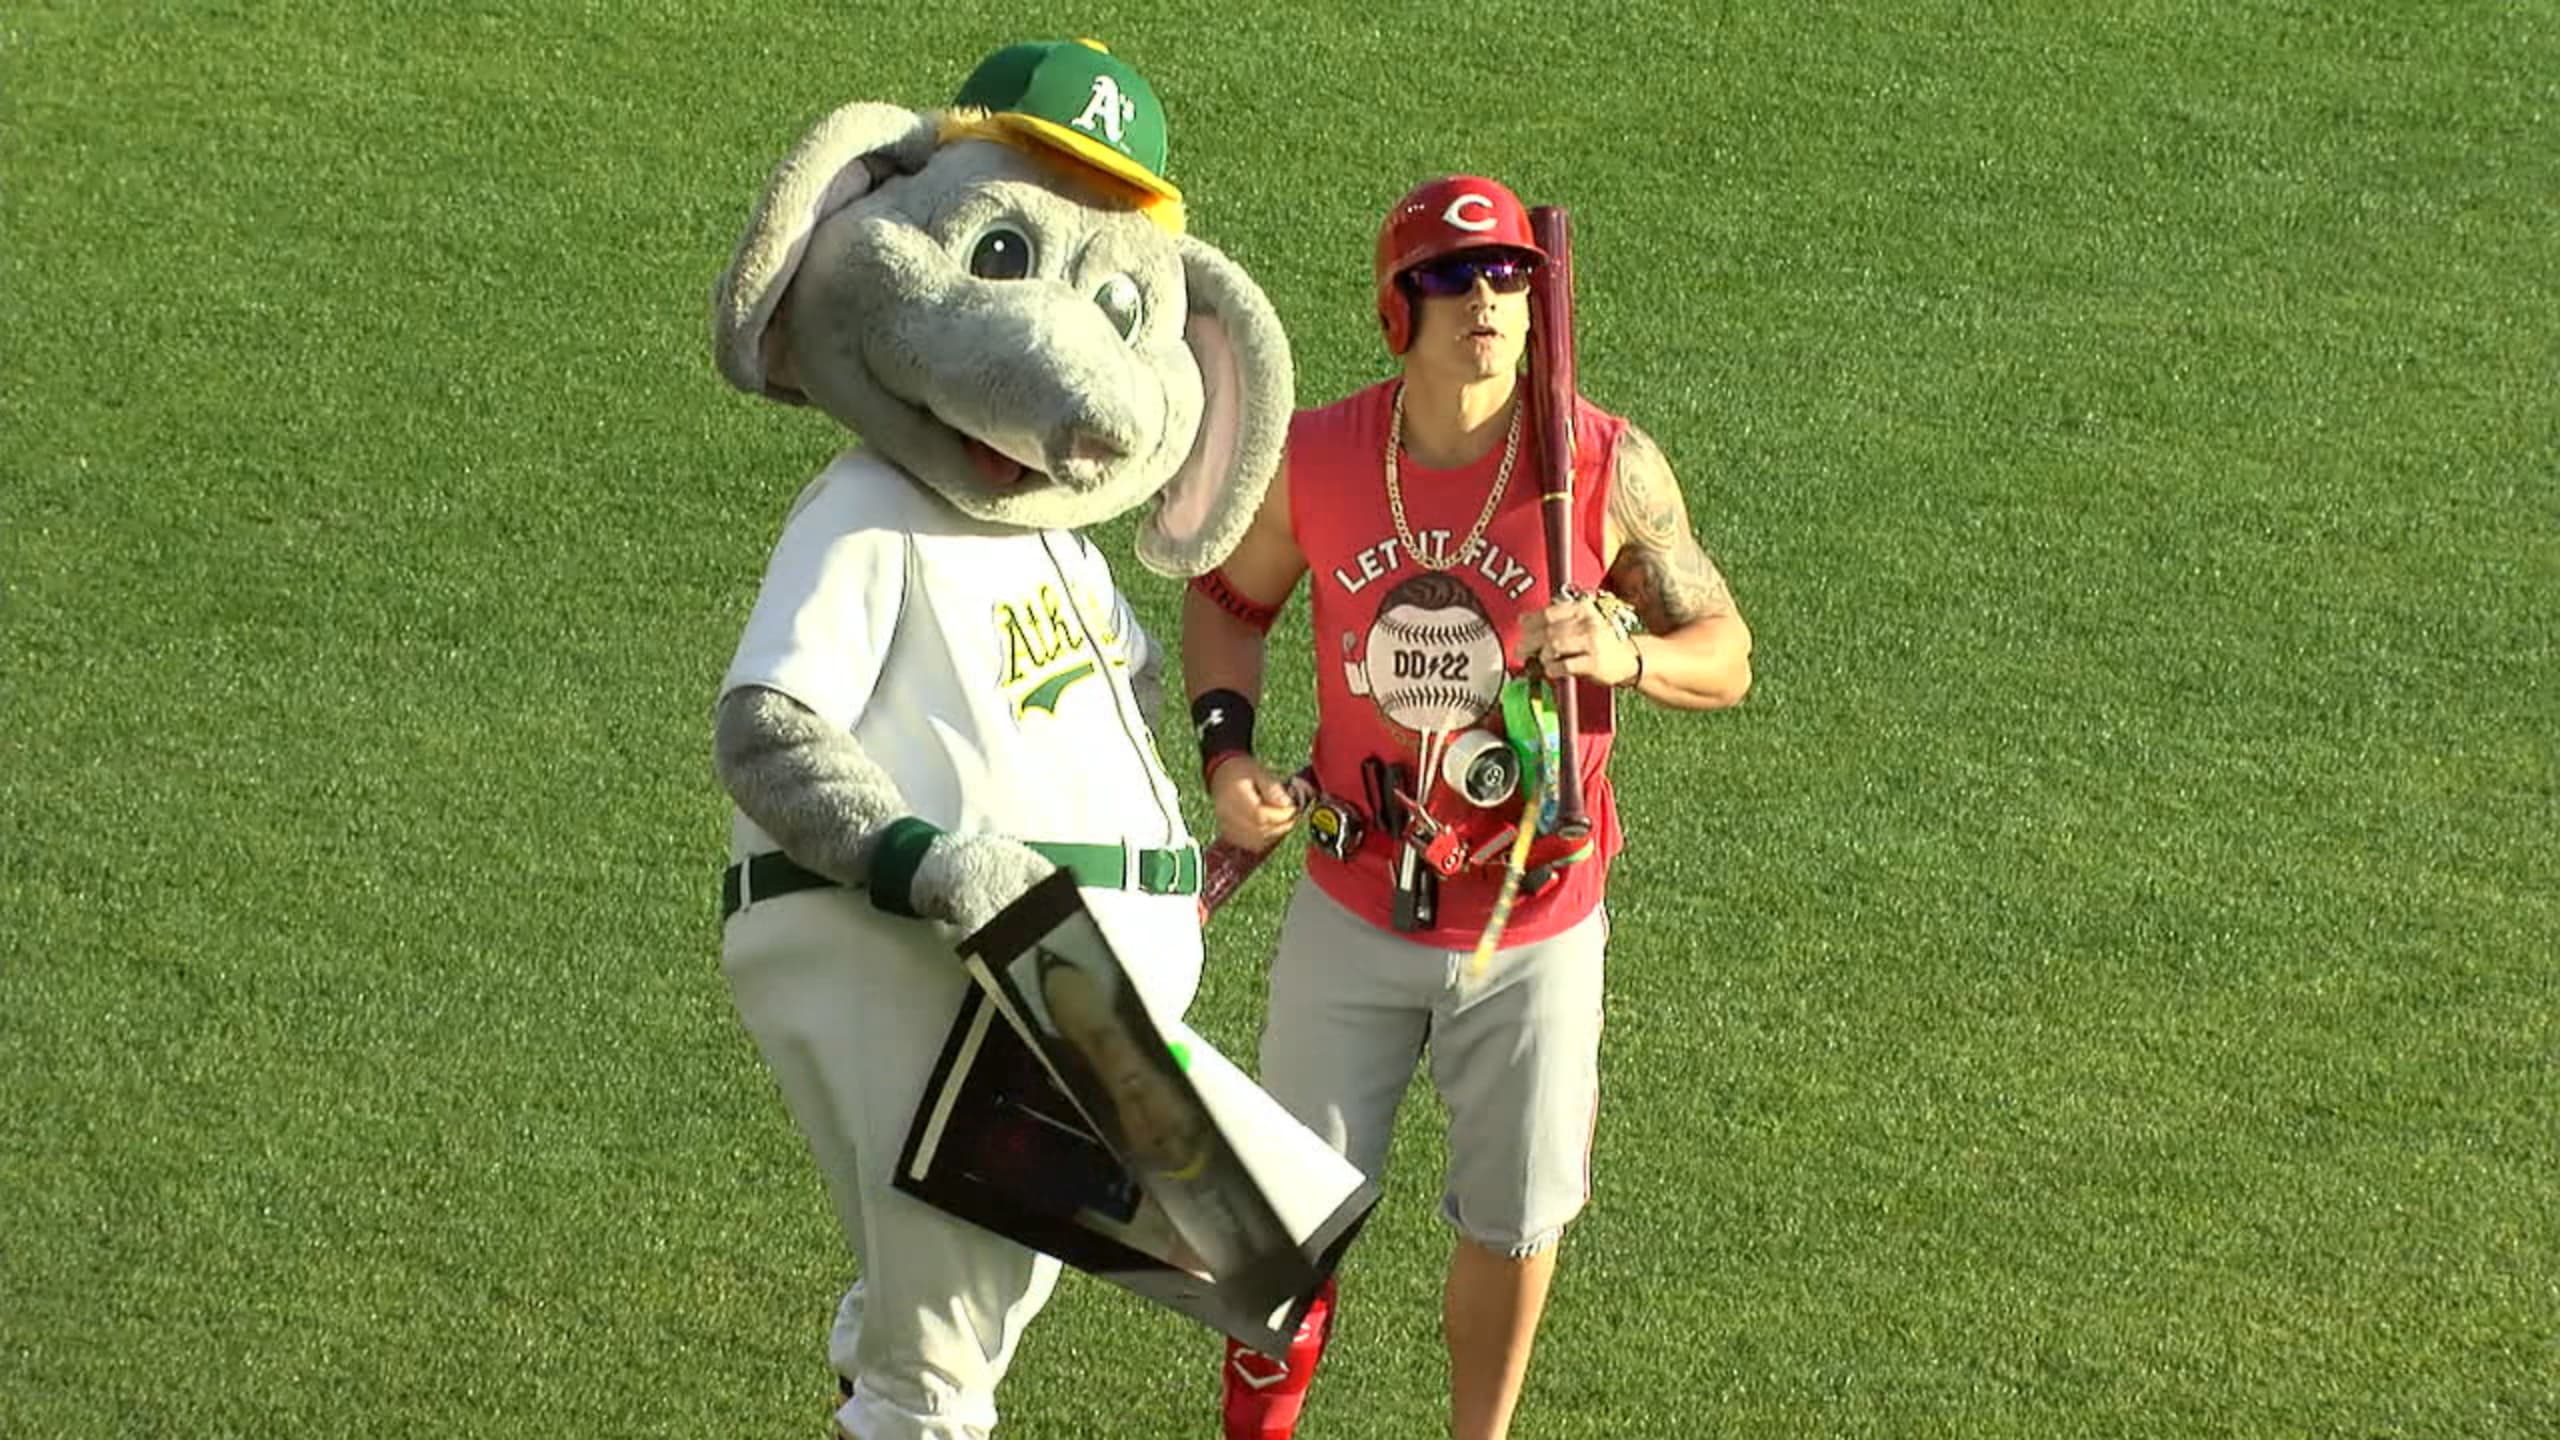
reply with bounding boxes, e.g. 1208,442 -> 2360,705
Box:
723,883 -> 1202,1439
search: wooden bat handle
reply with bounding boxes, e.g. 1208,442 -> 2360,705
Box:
1527,206 -> 1591,842
1195,768 -> 1318,922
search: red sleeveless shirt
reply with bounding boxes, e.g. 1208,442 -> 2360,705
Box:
1289,380 -> 1626,948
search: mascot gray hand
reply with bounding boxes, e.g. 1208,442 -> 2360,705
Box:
910,832 -> 1062,938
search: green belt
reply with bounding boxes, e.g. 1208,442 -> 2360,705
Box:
721,839 -> 1201,921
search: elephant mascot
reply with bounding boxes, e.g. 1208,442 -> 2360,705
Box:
706,38 -> 1291,1440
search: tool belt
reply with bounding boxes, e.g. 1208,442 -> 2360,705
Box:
721,839 -> 1202,921
1332,677 -> 1598,933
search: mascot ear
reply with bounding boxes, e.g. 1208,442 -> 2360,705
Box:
1137,235 -> 1295,578
711,102 -> 940,403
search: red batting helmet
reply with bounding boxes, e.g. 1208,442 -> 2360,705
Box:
1374,175 -> 1546,355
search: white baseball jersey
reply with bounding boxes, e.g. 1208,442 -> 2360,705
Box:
718,449 -> 1210,1438
722,447 -> 1190,861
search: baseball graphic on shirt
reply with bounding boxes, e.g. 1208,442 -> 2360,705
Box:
1345,572 -> 1506,736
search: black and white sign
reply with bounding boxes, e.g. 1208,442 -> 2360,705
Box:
894,872 -> 1377,1357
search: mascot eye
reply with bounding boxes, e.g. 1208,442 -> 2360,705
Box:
1092,273 -> 1144,341
967,224 -> 1035,280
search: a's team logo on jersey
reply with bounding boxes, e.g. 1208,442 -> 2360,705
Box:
994,582 -> 1127,716
1342,572 -> 1507,737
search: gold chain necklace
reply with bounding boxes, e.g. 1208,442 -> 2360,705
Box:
1385,383 -> 1521,572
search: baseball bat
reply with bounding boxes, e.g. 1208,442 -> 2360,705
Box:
1525,205 -> 1591,842
1194,767 -> 1317,922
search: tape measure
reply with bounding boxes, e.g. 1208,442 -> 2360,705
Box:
1307,796 -> 1365,861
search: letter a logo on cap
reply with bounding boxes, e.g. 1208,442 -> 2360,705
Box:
1443,193 -> 1497,232
1072,74 -> 1136,145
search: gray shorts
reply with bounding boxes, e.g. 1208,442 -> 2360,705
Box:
1257,877 -> 1607,1257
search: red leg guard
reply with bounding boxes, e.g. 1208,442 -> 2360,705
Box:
1222,1278 -> 1337,1440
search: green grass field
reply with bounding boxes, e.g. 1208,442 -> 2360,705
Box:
5,2 -> 2552,1436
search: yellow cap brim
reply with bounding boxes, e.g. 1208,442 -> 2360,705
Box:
942,111 -> 1186,234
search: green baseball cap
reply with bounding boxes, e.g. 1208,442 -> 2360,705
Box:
951,39 -> 1181,214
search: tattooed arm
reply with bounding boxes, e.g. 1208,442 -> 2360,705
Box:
1520,423 -> 1752,709
1596,424 -> 1753,710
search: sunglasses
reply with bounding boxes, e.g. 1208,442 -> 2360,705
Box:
1402,252 -> 1540,297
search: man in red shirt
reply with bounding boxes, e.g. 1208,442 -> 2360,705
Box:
1183,175 -> 1753,1440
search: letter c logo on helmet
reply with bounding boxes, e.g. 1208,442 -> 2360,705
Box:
1375,176 -> 1545,355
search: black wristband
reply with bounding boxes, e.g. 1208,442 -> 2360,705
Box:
1191,689 -> 1256,779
